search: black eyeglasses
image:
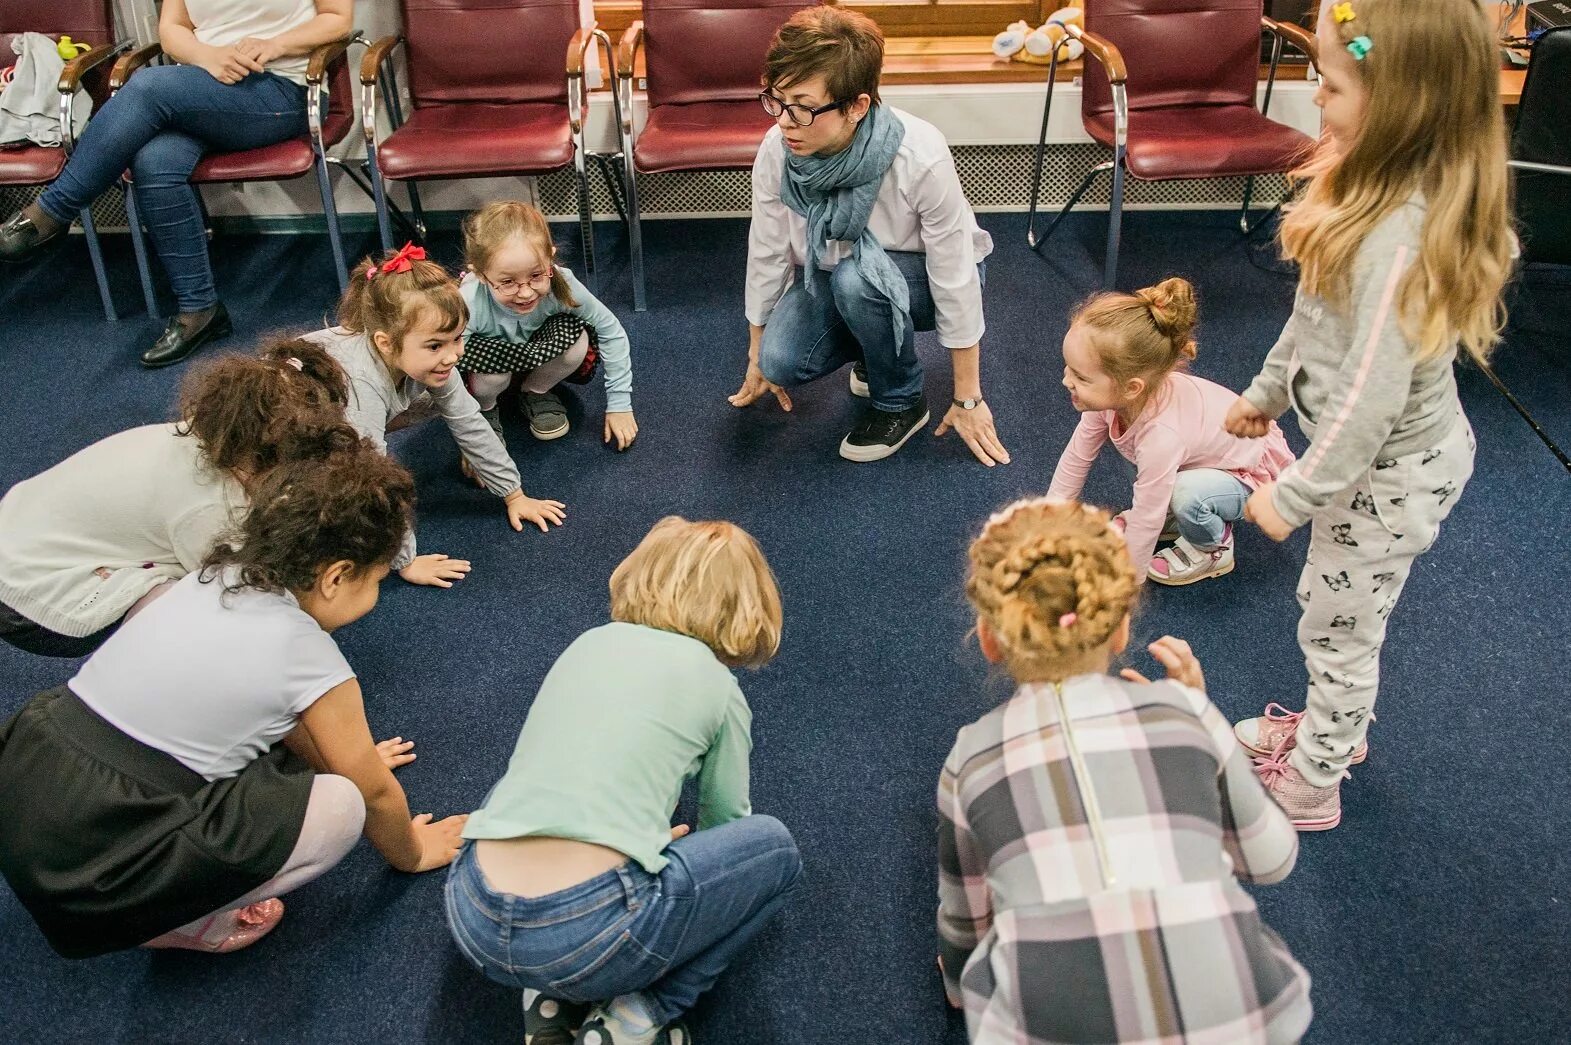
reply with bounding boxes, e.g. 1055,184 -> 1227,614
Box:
759,91 -> 843,127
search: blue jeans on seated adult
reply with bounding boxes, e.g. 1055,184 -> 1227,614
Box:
444,815 -> 803,1027
38,65 -> 308,313
1171,468 -> 1252,548
760,251 -> 976,413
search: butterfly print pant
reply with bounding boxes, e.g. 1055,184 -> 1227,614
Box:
1290,417 -> 1475,786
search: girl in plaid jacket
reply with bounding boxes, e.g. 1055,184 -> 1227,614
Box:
937,498 -> 1312,1044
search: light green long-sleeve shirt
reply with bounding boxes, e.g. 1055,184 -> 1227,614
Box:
463,622 -> 753,873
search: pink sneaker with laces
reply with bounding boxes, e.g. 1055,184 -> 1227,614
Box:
1255,751 -> 1345,831
142,899 -> 284,954
1234,703 -> 1368,764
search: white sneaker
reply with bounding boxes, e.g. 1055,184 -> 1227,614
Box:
1148,531 -> 1234,585
848,362 -> 869,399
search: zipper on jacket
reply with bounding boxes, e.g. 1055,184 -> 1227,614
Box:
1052,681 -> 1117,890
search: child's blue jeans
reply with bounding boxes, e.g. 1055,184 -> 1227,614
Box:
444,815 -> 802,1026
1170,468 -> 1252,548
39,65 -> 307,313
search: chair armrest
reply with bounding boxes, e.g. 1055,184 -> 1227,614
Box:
617,22 -> 645,80
1066,25 -> 1126,84
1262,17 -> 1319,70
360,34 -> 405,86
568,27 -> 591,76
58,39 -> 133,93
308,32 -> 360,84
109,42 -> 164,91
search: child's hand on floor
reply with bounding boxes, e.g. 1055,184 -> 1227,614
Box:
1121,636 -> 1207,692
605,411 -> 639,451
1225,396 -> 1272,438
506,492 -> 566,533
1244,483 -> 1294,542
400,553 -> 473,588
409,812 -> 469,873
376,737 -> 416,771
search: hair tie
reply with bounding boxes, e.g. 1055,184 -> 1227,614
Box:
1059,612 -> 1077,628
285,356 -> 303,371
367,242 -> 427,280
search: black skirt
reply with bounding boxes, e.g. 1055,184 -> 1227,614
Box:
459,312 -> 596,376
0,686 -> 314,958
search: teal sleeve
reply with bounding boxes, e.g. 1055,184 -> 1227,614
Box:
563,269 -> 634,414
696,687 -> 753,830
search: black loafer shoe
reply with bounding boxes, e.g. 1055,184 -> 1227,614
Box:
140,303 -> 233,369
0,210 -> 64,262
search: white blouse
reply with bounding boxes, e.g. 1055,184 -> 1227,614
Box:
745,108 -> 993,349
186,0 -> 319,85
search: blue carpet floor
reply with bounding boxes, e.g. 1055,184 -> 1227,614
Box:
1,210 -> 1568,1044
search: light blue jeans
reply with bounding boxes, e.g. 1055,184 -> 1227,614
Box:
1170,469 -> 1252,549
444,815 -> 802,1026
758,253 -> 983,413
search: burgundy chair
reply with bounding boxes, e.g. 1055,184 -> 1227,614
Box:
615,0 -> 811,311
0,0 -> 132,320
111,34 -> 361,316
360,0 -> 614,270
1025,0 -> 1319,288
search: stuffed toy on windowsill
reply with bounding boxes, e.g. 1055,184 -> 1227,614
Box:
991,6 -> 1085,64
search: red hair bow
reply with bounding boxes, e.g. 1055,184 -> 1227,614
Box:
368,242 -> 426,280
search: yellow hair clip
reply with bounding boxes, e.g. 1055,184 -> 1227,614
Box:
1332,1 -> 1356,23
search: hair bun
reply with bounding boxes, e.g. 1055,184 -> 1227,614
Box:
1136,277 -> 1198,341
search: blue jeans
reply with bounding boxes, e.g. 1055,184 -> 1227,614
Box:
759,253 -> 982,413
444,815 -> 802,1026
39,65 -> 307,312
1170,468 -> 1252,548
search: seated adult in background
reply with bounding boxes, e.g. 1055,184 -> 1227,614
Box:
730,6 -> 1009,466
0,0 -> 352,368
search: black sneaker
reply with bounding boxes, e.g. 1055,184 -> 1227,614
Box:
524,989 -> 589,1045
838,394 -> 929,462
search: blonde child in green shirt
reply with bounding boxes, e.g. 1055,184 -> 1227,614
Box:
445,517 -> 801,1045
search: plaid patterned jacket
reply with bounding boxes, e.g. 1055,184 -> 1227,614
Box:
937,675 -> 1312,1044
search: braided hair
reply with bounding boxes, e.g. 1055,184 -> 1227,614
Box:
965,498 -> 1138,679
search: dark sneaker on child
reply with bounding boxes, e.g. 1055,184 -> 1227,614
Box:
573,1014 -> 691,1045
523,390 -> 569,440
839,394 -> 930,462
480,405 -> 503,440
524,989 -> 589,1045
848,361 -> 870,398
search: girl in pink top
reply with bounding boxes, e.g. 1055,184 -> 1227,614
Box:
1048,278 -> 1294,585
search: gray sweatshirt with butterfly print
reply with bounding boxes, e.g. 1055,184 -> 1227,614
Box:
1242,197 -> 1463,530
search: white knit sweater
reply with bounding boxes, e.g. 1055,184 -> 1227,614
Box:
0,424 -> 246,637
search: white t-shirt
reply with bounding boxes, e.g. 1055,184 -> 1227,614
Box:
745,108 -> 993,349
71,570 -> 354,781
187,0 -> 319,85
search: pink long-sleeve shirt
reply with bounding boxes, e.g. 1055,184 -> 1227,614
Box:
1048,372 -> 1295,573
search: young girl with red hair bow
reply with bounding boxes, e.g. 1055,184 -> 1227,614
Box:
302,245 -> 565,589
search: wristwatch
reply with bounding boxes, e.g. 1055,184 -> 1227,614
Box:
952,396 -> 985,410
